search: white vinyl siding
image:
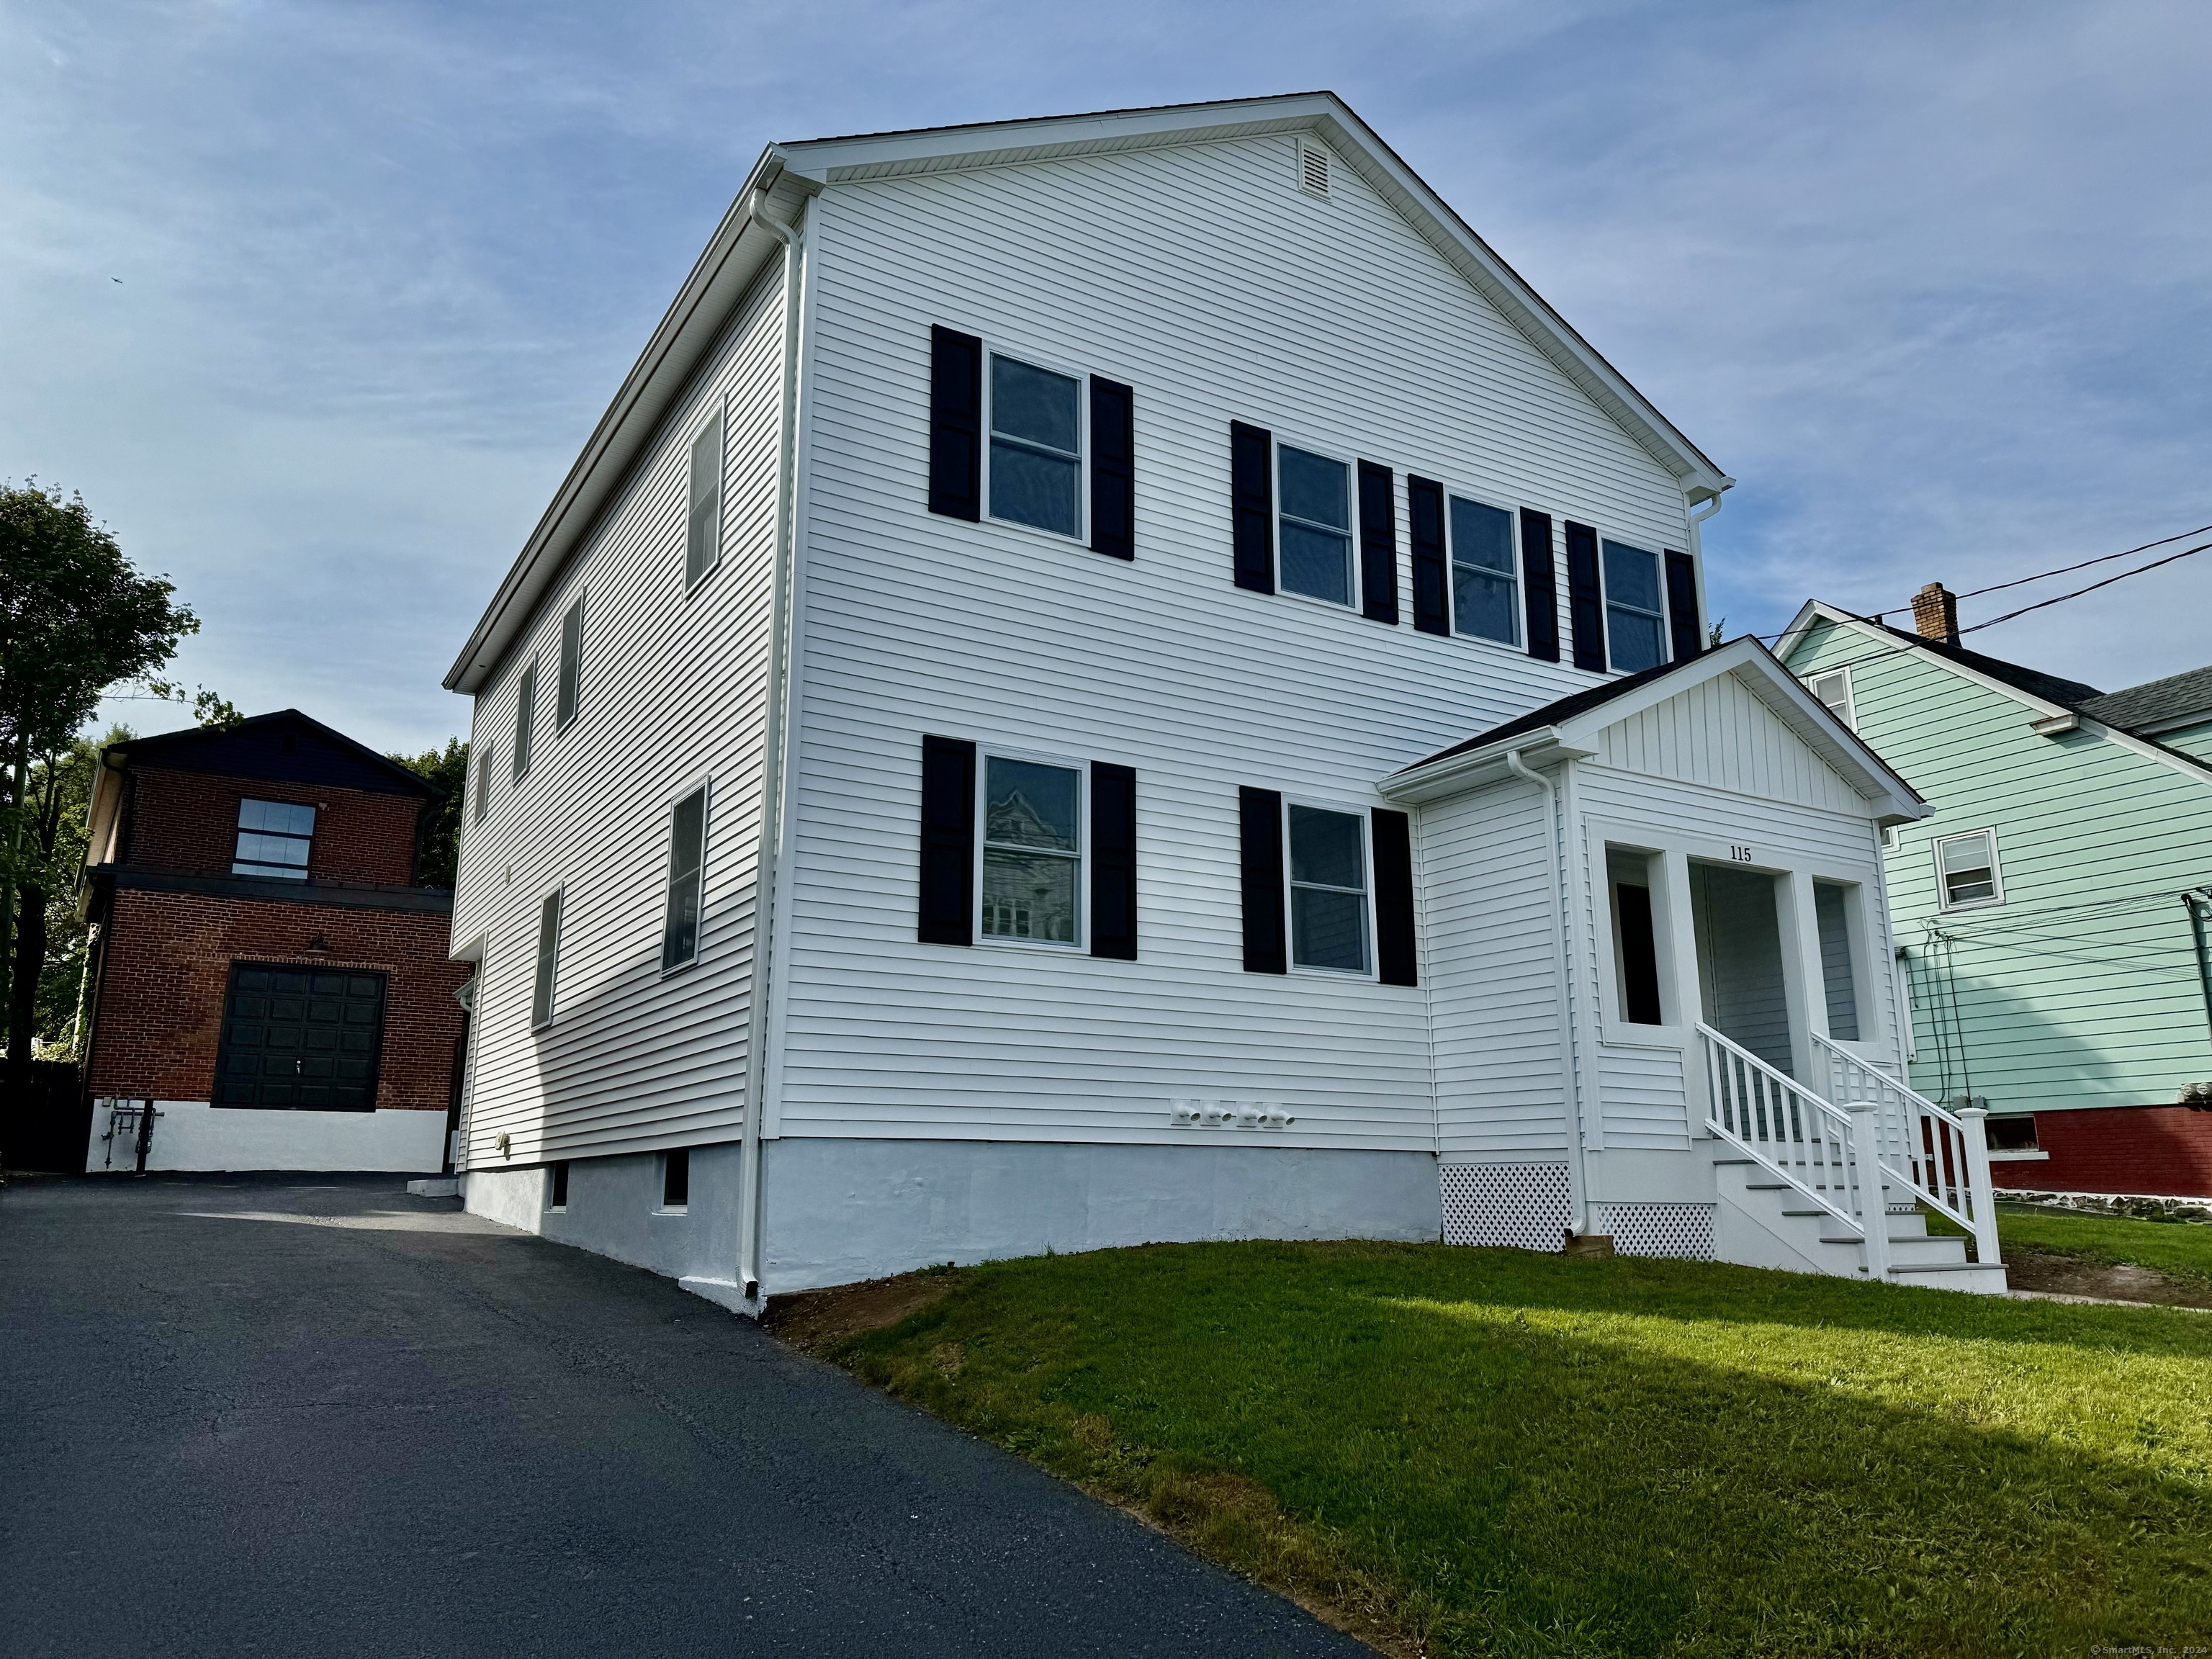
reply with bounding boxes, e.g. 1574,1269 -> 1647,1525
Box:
769,132 -> 1693,1152
449,258 -> 787,1167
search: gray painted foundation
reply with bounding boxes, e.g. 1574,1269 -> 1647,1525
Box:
467,1136 -> 1439,1300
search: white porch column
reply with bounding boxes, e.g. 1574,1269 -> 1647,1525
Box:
1781,868 -> 1825,1078
1660,849 -> 1709,1131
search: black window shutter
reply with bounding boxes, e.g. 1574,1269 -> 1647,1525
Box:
1665,550 -> 1701,661
917,735 -> 976,945
1565,521 -> 1606,671
1357,462 -> 1398,624
1371,809 -> 1418,987
1090,763 -> 1138,960
1408,477 -> 1449,637
1238,786 -> 1286,974
1230,422 -> 1274,593
1090,378 -> 1135,560
928,327 -> 982,521
1520,508 -> 1560,662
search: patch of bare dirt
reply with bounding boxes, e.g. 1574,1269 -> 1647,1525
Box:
761,1269 -> 959,1353
2005,1249 -> 2212,1309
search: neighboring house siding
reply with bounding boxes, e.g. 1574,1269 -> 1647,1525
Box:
770,136 -> 1696,1152
2159,721 -> 2212,765
451,261 -> 788,1166
1784,616 -> 2212,1112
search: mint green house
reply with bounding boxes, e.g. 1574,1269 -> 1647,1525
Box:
1778,590 -> 2212,1197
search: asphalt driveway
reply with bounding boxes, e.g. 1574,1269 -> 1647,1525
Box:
1,1174 -> 1363,1658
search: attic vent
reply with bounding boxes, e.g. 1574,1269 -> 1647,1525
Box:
1298,141 -> 1331,199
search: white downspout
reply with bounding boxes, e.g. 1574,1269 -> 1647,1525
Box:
736,192 -> 808,1310
1686,490 -> 1723,644
1508,748 -> 1593,1237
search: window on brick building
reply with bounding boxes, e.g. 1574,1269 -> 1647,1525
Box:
234,799 -> 315,881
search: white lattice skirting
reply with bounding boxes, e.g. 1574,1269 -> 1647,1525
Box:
1595,1202 -> 1716,1260
1440,1162 -> 1574,1251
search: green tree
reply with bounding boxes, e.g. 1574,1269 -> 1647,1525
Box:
18,728 -> 130,1058
393,738 -> 467,889
1,482 -> 199,1100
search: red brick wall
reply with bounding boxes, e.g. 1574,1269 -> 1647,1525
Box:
87,888 -> 468,1112
126,766 -> 421,886
1991,1105 -> 2212,1199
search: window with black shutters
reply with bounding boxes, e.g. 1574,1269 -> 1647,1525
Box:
213,963 -> 387,1110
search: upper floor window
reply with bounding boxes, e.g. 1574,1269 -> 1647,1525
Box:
234,799 -> 314,881
556,596 -> 585,730
1935,829 -> 2002,910
1277,445 -> 1354,606
1601,540 -> 1666,673
1287,803 -> 1369,974
685,410 -> 724,588
1449,495 -> 1520,647
511,660 -> 539,783
473,743 -> 493,824
662,786 -> 709,972
531,888 -> 562,1031
989,354 -> 1084,539
1807,668 -> 1855,729
981,755 -> 1083,945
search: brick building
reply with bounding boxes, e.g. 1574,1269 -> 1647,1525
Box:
78,711 -> 471,1172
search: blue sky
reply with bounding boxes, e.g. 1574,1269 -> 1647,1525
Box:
6,0 -> 2208,751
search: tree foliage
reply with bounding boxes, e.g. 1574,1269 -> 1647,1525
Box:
392,738 -> 467,889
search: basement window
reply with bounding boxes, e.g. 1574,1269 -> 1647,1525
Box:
547,1160 -> 569,1210
661,1147 -> 690,1213
233,799 -> 315,881
1987,1115 -> 2040,1154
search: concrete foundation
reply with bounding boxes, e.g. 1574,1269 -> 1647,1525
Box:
86,1098 -> 446,1174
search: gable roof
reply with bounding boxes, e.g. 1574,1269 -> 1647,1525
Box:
110,710 -> 439,798
1777,599 -> 2212,787
444,91 -> 1731,696
1380,635 -> 1926,822
2079,664 -> 2212,735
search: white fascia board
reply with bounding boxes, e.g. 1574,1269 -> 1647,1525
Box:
1784,606 -> 2212,791
1379,734 -> 1591,804
444,153 -> 806,695
776,93 -> 1730,502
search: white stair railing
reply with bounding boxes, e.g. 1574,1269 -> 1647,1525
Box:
1697,1022 -> 1889,1279
1808,1034 -> 2000,1267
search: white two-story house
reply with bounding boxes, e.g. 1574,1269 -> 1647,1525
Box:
447,94 -> 2006,1304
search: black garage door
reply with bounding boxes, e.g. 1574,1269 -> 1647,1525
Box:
214,963 -> 387,1110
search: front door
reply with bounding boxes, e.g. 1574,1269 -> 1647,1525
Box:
1690,863 -> 1794,1074
213,963 -> 387,1110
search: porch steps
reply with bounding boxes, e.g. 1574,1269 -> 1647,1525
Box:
1713,1155 -> 2008,1294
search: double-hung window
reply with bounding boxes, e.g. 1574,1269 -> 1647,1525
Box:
1276,445 -> 1354,606
662,786 -> 709,971
1807,668 -> 1855,729
1934,830 -> 2001,910
685,410 -> 724,588
988,355 -> 1083,538
511,660 -> 538,782
234,799 -> 314,881
1601,541 -> 1667,672
1287,804 -> 1370,973
472,744 -> 493,824
556,597 -> 585,730
531,889 -> 562,1030
1449,495 -> 1519,645
980,755 -> 1082,945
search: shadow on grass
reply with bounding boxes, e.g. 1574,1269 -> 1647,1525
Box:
835,1240 -> 2212,1658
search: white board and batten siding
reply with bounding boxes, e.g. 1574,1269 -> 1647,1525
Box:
1566,670 -> 1905,1146
768,132 -> 1701,1154
451,262 -> 788,1169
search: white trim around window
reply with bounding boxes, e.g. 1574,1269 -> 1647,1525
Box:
1599,538 -> 1670,675
1806,666 -> 1856,731
1282,796 -> 1375,977
684,404 -> 725,593
511,657 -> 539,785
1271,435 -> 1361,612
1933,827 -> 2004,911
531,884 -> 564,1033
660,779 -> 711,975
974,747 -> 1088,951
1444,488 -> 1523,649
982,343 -> 1089,545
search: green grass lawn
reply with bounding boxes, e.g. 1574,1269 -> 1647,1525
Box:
1988,1202 -> 2212,1287
822,1242 -> 2212,1658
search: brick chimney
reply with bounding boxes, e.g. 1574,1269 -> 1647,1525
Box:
1912,581 -> 1959,645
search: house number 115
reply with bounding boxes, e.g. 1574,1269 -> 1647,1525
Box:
1729,845 -> 1754,863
